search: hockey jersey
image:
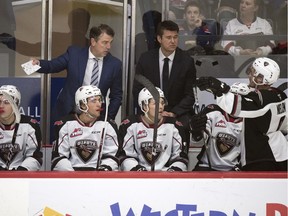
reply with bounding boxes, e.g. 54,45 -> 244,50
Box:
217,87 -> 287,167
0,115 -> 42,170
194,104 -> 242,171
51,114 -> 119,171
118,115 -> 188,171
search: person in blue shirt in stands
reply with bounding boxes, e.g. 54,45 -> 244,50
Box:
178,0 -> 217,50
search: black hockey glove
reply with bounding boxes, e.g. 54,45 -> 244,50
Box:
16,166 -> 28,171
97,165 -> 112,171
130,165 -> 147,171
189,113 -> 207,141
167,166 -> 182,172
196,76 -> 230,97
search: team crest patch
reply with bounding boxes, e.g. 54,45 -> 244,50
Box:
75,139 -> 98,162
140,141 -> 167,165
215,133 -> 237,156
137,130 -> 147,139
70,128 -> 83,138
0,143 -> 21,165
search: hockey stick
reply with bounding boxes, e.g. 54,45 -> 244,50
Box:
96,90 -> 109,170
192,84 -> 212,169
135,74 -> 160,171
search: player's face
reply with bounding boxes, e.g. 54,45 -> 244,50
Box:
239,0 -> 258,15
147,98 -> 165,120
246,66 -> 264,87
184,6 -> 201,27
90,32 -> 113,57
158,30 -> 178,56
86,96 -> 103,118
0,95 -> 14,123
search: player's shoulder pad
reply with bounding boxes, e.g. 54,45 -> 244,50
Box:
164,117 -> 184,127
20,115 -> 40,125
203,104 -> 223,114
120,115 -> 139,126
107,117 -> 118,130
53,114 -> 75,127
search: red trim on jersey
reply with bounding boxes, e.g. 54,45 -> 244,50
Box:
0,171 -> 286,179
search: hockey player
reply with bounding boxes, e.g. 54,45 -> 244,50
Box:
119,87 -> 188,171
190,102 -> 243,171
196,57 -> 287,171
0,85 -> 42,171
51,85 -> 120,171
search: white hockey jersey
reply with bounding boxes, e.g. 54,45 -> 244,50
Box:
217,87 -> 288,167
51,114 -> 119,171
119,115 -> 188,171
221,17 -> 274,55
0,115 -> 42,170
193,104 -> 242,171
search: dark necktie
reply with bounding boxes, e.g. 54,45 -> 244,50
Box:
91,58 -> 99,86
162,57 -> 169,96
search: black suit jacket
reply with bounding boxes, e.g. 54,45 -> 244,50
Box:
133,48 -> 196,117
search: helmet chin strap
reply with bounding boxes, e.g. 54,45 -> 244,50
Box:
85,111 -> 97,119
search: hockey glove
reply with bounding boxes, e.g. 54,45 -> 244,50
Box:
189,113 -> 207,141
97,165 -> 112,171
167,166 -> 182,172
130,165 -> 147,171
196,76 -> 230,97
16,166 -> 28,171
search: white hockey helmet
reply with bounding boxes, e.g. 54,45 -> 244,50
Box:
251,57 -> 280,85
138,87 -> 166,113
75,85 -> 103,111
0,85 -> 21,106
230,82 -> 252,95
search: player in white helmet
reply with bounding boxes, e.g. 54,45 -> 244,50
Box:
51,85 -> 120,171
196,57 -> 287,171
119,87 -> 188,171
0,85 -> 42,171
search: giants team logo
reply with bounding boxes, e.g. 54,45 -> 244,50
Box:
75,139 -> 98,162
215,133 -> 237,156
0,143 -> 21,165
136,130 -> 147,139
140,142 -> 167,165
70,128 -> 83,138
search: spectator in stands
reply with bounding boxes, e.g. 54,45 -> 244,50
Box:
179,0 -> 217,50
51,85 -> 120,171
0,85 -> 43,171
221,0 -> 275,56
119,87 -> 188,171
